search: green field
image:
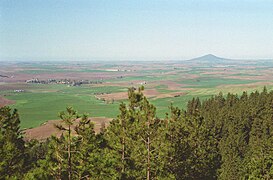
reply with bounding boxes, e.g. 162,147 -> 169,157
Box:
1,61 -> 273,129
1,84 -> 127,128
2,82 -> 272,129
179,77 -> 259,88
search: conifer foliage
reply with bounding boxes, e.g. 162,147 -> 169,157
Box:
0,87 -> 273,179
0,107 -> 25,179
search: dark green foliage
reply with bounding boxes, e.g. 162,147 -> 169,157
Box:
73,114 -> 108,179
167,105 -> 220,180
23,108 -> 105,179
196,89 -> 273,179
0,107 -> 25,179
105,102 -> 136,179
1,87 -> 273,179
106,87 -> 172,179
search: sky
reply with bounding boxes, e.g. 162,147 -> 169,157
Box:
0,0 -> 273,61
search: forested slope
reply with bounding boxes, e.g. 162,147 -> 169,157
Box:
1,87 -> 273,179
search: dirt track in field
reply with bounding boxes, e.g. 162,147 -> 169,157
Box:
23,117 -> 112,141
0,96 -> 15,107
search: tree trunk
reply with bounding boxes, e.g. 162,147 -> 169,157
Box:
147,135 -> 150,180
57,149 -> 62,180
68,125 -> 71,180
122,133 -> 125,173
147,120 -> 150,180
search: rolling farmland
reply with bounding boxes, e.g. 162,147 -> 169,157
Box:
1,55 -> 273,129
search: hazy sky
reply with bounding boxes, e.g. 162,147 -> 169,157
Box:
1,0 -> 273,61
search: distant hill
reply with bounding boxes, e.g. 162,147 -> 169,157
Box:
185,54 -> 234,64
184,54 -> 273,66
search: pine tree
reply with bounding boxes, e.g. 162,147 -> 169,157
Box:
129,87 -> 170,179
0,107 -> 25,179
55,107 -> 79,180
165,105 -> 190,179
106,87 -> 171,179
105,102 -> 136,179
242,89 -> 273,179
73,114 -> 103,179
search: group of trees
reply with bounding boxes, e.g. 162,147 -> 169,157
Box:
1,87 -> 273,179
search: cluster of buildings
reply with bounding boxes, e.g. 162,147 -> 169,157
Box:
14,89 -> 25,93
26,78 -> 102,86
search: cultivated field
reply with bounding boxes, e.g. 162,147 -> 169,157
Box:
1,57 -> 273,133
